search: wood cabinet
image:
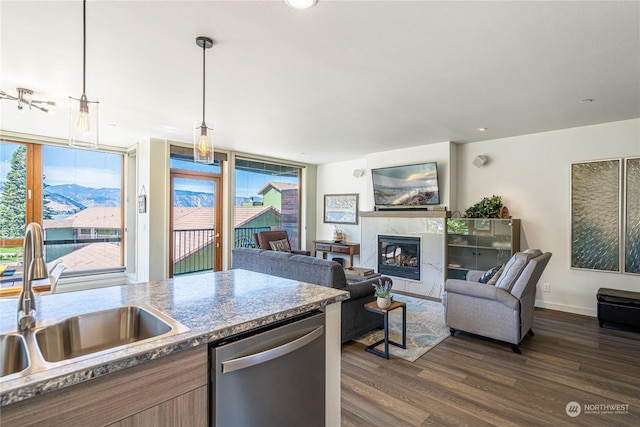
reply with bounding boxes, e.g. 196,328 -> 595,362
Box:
446,218 -> 520,279
1,346 -> 208,427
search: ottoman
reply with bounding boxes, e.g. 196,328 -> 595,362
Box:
596,288 -> 640,329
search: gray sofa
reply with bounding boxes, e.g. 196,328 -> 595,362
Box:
443,250 -> 552,353
232,247 -> 390,343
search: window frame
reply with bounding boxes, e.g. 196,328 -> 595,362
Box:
0,139 -> 125,296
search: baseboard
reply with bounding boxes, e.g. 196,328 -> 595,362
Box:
535,299 -> 597,318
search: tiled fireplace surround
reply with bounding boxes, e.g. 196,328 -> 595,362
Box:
360,211 -> 447,299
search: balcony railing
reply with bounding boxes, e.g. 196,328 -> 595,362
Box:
172,226 -> 272,275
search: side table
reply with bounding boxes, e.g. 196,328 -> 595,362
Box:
363,300 -> 407,359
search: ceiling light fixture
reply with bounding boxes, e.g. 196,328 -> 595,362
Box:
194,36 -> 215,164
285,0 -> 318,10
0,88 -> 56,113
69,0 -> 99,149
477,127 -> 488,132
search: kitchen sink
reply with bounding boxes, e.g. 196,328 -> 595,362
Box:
0,334 -> 29,377
35,305 -> 186,363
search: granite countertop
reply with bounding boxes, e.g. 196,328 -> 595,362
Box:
0,269 -> 349,406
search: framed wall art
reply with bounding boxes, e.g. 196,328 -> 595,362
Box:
624,157 -> 640,274
570,159 -> 621,272
323,193 -> 359,225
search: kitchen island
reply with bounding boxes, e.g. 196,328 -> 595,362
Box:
0,269 -> 349,426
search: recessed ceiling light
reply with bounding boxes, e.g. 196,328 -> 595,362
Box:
476,127 -> 488,132
580,99 -> 594,103
285,0 -> 317,10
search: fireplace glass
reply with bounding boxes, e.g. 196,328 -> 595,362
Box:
378,235 -> 420,280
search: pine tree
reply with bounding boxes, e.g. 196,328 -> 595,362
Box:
0,145 -> 27,238
43,175 -> 53,220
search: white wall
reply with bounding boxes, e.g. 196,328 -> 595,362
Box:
456,119 -> 639,316
134,138 -> 170,282
316,158 -> 369,248
316,119 -> 640,316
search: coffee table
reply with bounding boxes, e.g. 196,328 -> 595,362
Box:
363,300 -> 407,359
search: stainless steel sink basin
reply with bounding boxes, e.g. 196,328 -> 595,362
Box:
0,334 -> 29,377
35,305 -> 188,363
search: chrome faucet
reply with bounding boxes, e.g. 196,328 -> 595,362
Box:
17,222 -> 48,331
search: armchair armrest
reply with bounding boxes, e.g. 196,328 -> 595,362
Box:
346,276 -> 391,300
465,270 -> 485,282
445,279 -> 518,310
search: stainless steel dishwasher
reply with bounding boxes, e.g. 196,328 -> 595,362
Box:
210,310 -> 325,427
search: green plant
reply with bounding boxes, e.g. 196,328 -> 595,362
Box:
447,218 -> 468,234
372,279 -> 392,298
464,195 -> 503,218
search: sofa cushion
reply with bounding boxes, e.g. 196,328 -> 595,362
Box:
479,265 -> 502,284
269,238 -> 291,252
495,249 -> 542,292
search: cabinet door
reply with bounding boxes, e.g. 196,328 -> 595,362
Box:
446,219 -> 520,279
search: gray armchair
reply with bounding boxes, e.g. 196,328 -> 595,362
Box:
443,250 -> 552,353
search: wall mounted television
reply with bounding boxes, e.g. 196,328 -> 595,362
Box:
372,162 -> 440,207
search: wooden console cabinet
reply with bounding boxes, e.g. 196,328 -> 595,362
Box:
313,240 -> 360,267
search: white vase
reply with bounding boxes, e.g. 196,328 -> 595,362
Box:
377,297 -> 391,309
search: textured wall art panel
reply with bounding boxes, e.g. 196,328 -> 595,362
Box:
625,157 -> 640,274
571,159 -> 620,272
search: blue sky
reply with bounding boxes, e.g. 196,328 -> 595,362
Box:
43,145 -> 122,188
2,142 -> 297,196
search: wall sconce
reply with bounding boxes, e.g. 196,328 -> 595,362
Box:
472,155 -> 488,168
138,186 -> 147,213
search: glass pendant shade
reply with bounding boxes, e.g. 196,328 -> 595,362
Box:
194,121 -> 214,163
69,94 -> 99,149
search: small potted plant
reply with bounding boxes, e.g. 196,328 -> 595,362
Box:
372,279 -> 392,309
332,225 -> 344,242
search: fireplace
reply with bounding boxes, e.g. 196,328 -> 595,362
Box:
378,235 -> 421,281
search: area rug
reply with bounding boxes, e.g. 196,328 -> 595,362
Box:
354,293 -> 450,362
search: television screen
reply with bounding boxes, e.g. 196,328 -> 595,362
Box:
372,162 -> 440,206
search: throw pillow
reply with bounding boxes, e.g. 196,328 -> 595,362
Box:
495,249 -> 542,291
269,238 -> 291,252
486,264 -> 505,286
479,265 -> 502,284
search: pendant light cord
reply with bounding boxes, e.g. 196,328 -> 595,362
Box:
82,0 -> 86,95
202,42 -> 206,124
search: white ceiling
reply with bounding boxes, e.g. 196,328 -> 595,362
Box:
1,0 -> 639,165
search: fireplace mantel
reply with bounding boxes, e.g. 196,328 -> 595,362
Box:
360,210 -> 451,218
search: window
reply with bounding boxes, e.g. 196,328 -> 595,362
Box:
234,158 -> 301,249
1,140 -> 124,292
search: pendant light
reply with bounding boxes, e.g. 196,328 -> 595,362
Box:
69,0 -> 99,149
194,36 -> 214,164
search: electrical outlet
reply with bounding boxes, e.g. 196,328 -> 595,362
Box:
543,283 -> 550,293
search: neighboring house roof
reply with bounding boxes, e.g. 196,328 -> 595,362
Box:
173,207 -> 214,230
234,206 -> 281,228
43,207 -> 121,230
256,181 -> 298,195
52,242 -> 122,271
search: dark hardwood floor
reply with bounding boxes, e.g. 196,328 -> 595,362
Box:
341,308 -> 640,426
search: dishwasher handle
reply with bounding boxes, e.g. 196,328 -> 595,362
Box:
221,325 -> 324,374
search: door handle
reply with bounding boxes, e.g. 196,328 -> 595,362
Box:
221,326 -> 324,374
